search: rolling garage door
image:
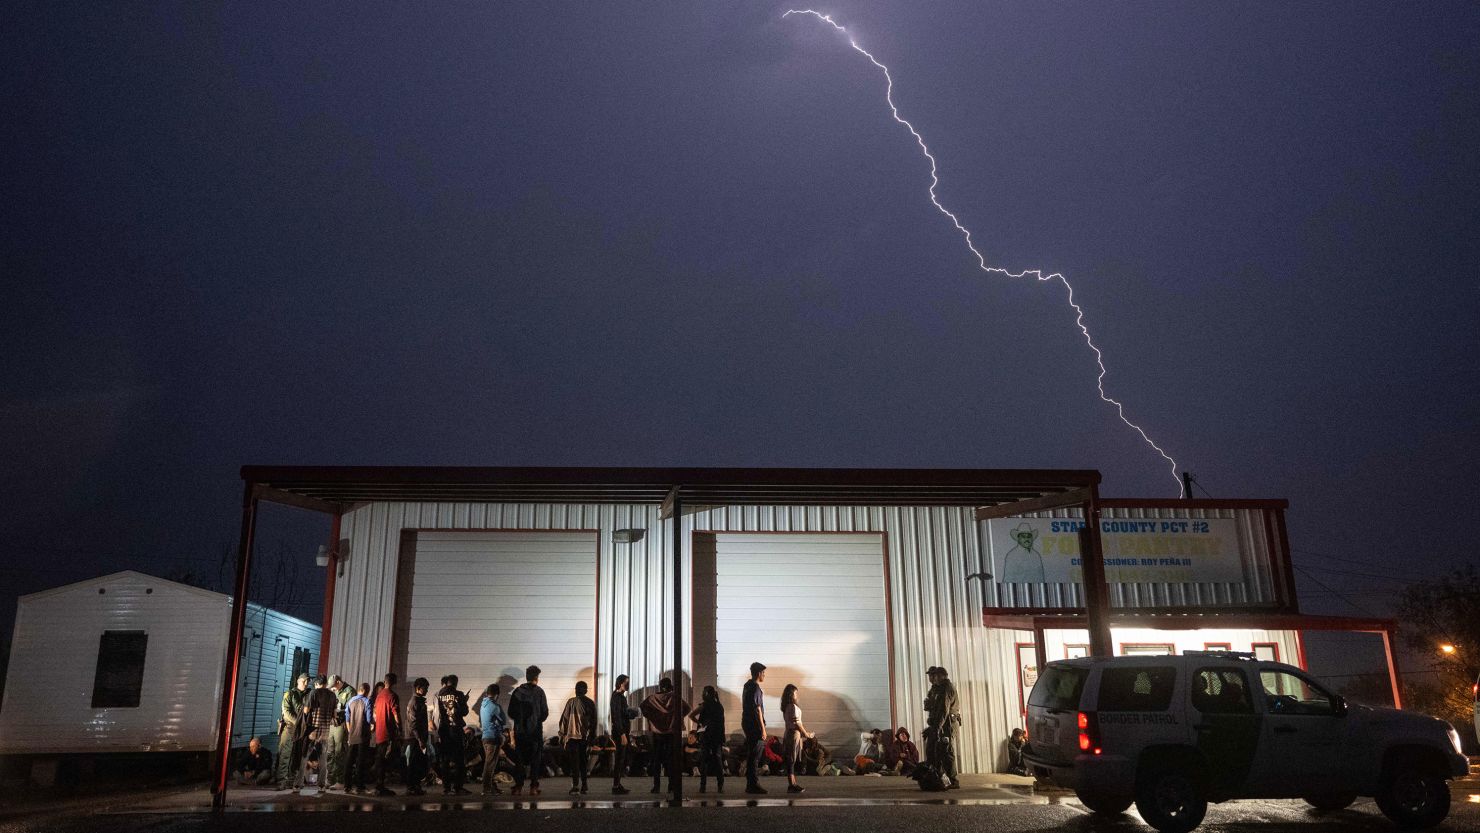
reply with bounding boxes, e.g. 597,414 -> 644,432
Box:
700,533 -> 892,752
401,531 -> 596,736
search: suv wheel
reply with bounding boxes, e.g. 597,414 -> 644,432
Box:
1135,767 -> 1208,833
1075,789 -> 1133,815
1375,762 -> 1450,829
1303,793 -> 1356,812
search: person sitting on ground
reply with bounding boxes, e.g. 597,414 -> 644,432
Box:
1005,728 -> 1029,776
587,733 -> 616,777
890,727 -> 920,776
236,737 -> 274,785
854,728 -> 884,774
762,734 -> 785,775
801,735 -> 831,776
683,730 -> 702,775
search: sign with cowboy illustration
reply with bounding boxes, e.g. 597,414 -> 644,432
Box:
982,517 -> 1245,585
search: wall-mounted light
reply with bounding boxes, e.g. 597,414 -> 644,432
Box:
317,541 -> 350,576
612,529 -> 645,544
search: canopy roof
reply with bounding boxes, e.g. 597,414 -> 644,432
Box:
241,465 -> 1102,514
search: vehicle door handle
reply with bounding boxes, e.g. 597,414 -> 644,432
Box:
1274,726 -> 1298,734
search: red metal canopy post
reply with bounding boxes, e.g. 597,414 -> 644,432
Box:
212,482 -> 260,812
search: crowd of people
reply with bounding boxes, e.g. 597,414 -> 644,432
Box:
236,661 -> 966,796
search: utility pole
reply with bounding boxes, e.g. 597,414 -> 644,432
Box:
1182,471 -> 1194,500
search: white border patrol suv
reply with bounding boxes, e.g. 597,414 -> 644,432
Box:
1023,652 -> 1468,833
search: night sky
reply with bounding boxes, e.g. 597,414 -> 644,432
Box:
3,3 -> 1477,678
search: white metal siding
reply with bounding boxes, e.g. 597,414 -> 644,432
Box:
327,502 -> 1045,773
0,572 -> 229,754
399,531 -> 597,738
700,533 -> 889,752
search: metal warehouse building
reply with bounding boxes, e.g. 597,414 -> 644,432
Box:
208,466 -> 1401,804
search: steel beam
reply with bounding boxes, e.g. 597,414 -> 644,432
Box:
211,482 -> 259,812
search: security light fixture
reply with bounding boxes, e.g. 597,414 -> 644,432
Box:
612,529 -> 645,544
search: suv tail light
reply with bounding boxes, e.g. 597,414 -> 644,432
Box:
1077,711 -> 1102,755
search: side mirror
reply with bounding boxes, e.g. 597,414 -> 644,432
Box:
1333,695 -> 1348,717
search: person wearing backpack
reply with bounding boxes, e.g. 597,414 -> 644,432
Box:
430,674 -> 471,795
478,684 -> 508,795
558,681 -> 598,794
508,665 -> 549,795
639,677 -> 689,795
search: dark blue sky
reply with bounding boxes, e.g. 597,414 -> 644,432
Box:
2,2 -> 1477,659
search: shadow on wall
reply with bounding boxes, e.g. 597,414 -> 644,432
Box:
709,665 -> 868,754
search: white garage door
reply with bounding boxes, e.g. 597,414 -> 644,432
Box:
405,531 -> 597,737
707,533 -> 892,752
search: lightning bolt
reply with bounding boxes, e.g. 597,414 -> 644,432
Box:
784,9 -> 1184,495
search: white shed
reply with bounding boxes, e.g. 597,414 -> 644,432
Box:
0,571 -> 319,754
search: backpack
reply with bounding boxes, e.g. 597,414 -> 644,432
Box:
913,762 -> 948,792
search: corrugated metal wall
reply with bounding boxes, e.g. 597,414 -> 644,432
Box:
983,505 -> 1285,608
328,501 -> 1003,773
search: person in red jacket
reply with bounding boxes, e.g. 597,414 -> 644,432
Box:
372,672 -> 402,796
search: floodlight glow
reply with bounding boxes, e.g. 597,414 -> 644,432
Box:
784,9 -> 1182,494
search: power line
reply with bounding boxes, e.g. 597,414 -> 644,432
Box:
1293,565 -> 1380,617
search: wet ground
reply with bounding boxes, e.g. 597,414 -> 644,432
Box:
0,771 -> 1476,833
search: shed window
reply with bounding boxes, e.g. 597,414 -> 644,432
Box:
91,631 -> 148,708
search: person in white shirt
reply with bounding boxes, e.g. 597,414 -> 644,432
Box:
779,684 -> 815,794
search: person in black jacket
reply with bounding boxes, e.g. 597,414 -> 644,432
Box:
431,674 -> 471,795
610,674 -> 635,794
235,737 -> 274,785
403,678 -> 431,796
508,665 -> 549,796
688,685 -> 726,793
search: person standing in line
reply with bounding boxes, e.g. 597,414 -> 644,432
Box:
609,674 -> 636,794
687,685 -> 726,793
779,684 -> 815,794
558,681 -> 598,795
639,677 -> 689,795
403,677 -> 432,796
508,665 -> 549,796
372,672 -> 401,796
741,662 -> 767,794
430,674 -> 471,795
924,666 -> 961,789
343,683 -> 373,795
326,675 -> 351,789
274,673 -> 310,788
298,675 -> 340,792
478,684 -> 507,795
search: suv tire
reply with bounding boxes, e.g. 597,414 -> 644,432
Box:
1075,789 -> 1133,815
1375,761 -> 1450,829
1302,793 -> 1356,812
1135,765 -> 1208,833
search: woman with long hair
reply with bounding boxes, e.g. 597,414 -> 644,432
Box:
779,684 -> 814,793
688,685 -> 726,793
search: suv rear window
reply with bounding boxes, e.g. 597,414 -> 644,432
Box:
1096,666 -> 1177,711
1028,665 -> 1088,711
